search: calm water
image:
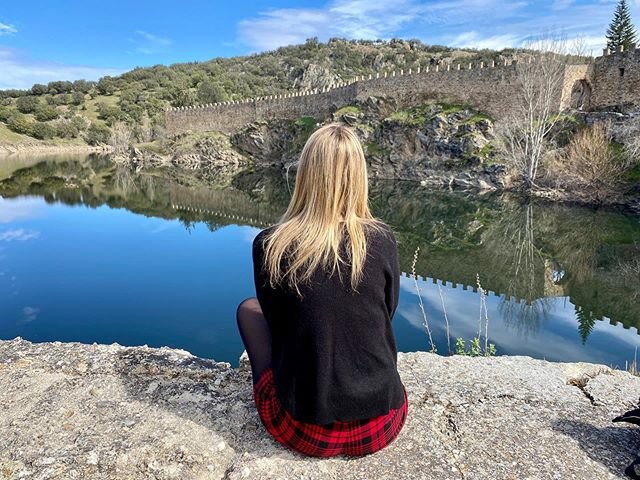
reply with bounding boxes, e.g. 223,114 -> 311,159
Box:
1,155 -> 639,369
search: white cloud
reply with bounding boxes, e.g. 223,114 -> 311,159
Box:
0,197 -> 42,223
0,228 -> 40,242
0,46 -> 122,90
237,0 -> 531,51
0,22 -> 17,35
130,30 -> 172,55
22,306 -> 40,322
450,31 -> 524,50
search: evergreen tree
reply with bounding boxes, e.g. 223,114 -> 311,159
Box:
606,0 -> 638,51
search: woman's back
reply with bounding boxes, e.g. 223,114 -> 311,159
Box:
252,221 -> 405,424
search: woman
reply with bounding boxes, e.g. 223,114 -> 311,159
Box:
236,122 -> 408,457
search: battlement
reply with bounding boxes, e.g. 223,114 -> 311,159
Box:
165,59 -> 527,135
165,50 -> 640,136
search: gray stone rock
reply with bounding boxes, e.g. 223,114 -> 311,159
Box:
1,338 -> 638,479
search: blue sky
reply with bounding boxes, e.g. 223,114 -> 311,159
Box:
0,0 -> 638,89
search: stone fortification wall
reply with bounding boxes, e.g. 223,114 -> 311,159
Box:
166,50 -> 640,136
589,46 -> 640,110
165,60 -> 524,135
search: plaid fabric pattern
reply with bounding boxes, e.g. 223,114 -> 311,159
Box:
253,367 -> 408,457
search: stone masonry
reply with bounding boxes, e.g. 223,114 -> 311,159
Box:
164,46 -> 640,136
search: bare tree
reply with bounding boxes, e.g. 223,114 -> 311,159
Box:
136,113 -> 153,143
496,35 -> 570,189
110,121 -> 133,157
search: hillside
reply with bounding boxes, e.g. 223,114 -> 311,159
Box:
0,38 -> 519,146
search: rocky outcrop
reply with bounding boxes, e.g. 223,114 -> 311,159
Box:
1,338 -> 639,479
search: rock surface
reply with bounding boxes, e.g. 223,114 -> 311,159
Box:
1,338 -> 639,480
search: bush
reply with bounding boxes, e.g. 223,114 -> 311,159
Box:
555,122 -> 638,203
72,91 -> 85,105
56,119 -> 80,138
31,84 -> 48,95
0,106 -> 15,123
71,115 -> 89,132
197,80 -> 226,104
31,122 -> 57,140
7,114 -> 34,135
86,122 -> 111,145
34,104 -> 59,122
15,95 -> 40,114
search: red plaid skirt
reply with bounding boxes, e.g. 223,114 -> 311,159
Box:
253,367 -> 408,457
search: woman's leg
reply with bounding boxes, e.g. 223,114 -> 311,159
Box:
236,297 -> 272,384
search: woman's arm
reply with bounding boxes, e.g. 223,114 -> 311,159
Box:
384,228 -> 401,321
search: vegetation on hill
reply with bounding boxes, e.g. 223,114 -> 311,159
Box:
0,38 -> 521,146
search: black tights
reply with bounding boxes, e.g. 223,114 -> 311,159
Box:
236,297 -> 273,384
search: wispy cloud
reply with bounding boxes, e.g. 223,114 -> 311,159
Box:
450,31 -> 525,50
0,22 -> 17,35
0,197 -> 42,223
130,30 -> 172,55
22,306 -> 40,322
237,0 -> 638,54
0,228 -> 40,242
0,46 -> 122,90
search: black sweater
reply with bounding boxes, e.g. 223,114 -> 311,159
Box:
252,222 -> 406,424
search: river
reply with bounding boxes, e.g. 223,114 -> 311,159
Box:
0,154 -> 639,369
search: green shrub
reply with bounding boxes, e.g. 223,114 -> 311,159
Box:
31,122 -> 57,140
56,120 -> 80,138
15,95 -> 40,114
7,113 -> 34,135
86,122 -> 111,145
0,106 -> 15,123
34,104 -> 59,122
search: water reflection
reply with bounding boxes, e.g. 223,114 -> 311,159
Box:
0,155 -> 638,367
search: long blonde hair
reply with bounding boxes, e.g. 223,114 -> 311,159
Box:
261,122 -> 386,296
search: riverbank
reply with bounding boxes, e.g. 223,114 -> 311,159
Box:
0,142 -> 111,156
1,338 -> 638,479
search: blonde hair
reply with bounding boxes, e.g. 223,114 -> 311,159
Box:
260,122 -> 386,296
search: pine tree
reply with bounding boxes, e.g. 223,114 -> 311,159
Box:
606,0 -> 638,51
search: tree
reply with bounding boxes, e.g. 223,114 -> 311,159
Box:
31,122 -> 56,140
72,91 -> 85,106
606,0 -> 637,51
31,84 -> 48,95
15,95 -> 40,114
86,122 -> 111,145
197,80 -> 226,104
109,121 -> 132,156
496,35 -> 570,189
7,113 -> 34,135
34,104 -> 59,122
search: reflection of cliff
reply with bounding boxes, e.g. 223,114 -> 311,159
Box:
0,158 -> 284,231
2,158 -> 639,334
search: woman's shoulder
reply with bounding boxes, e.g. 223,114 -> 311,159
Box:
367,220 -> 397,246
252,225 -> 277,252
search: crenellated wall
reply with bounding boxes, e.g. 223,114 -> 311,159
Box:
165,60 -> 525,135
588,46 -> 640,110
164,48 -> 640,136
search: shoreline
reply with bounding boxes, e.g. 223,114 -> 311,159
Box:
0,143 -> 111,156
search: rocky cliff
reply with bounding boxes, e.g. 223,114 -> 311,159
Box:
1,338 -> 639,479
116,98 -> 505,190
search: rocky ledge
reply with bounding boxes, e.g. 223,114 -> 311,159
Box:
1,338 -> 639,480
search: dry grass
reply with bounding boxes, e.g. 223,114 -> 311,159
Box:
550,122 -> 638,203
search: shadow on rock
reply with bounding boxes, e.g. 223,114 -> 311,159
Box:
552,418 -> 640,478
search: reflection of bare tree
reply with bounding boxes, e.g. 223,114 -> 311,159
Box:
483,200 -> 557,335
